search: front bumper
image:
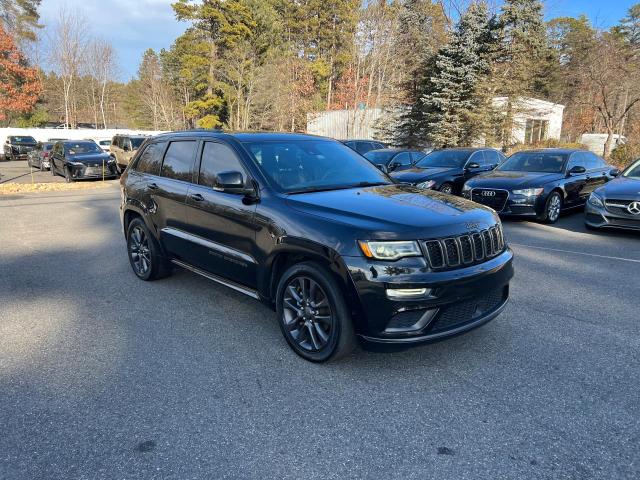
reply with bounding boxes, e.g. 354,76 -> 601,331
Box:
343,248 -> 514,344
585,201 -> 640,231
464,190 -> 546,217
68,163 -> 119,180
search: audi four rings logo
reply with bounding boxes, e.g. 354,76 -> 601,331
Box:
481,190 -> 496,197
627,201 -> 640,215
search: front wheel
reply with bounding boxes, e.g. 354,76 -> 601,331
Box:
439,183 -> 454,195
276,262 -> 356,362
541,192 -> 562,224
64,168 -> 74,183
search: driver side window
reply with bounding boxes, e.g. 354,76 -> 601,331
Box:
567,153 -> 585,171
392,152 -> 412,166
198,142 -> 246,189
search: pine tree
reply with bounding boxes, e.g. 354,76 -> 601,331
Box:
420,1 -> 495,148
388,0 -> 448,148
0,0 -> 41,42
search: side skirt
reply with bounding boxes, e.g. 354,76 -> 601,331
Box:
170,258 -> 259,299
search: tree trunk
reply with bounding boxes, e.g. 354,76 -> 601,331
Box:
603,127 -> 614,159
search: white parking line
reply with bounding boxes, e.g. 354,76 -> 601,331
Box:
511,243 -> 640,264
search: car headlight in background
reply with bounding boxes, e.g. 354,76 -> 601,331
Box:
358,240 -> 421,261
588,192 -> 604,208
513,188 -> 544,197
416,180 -> 436,190
69,161 -> 85,166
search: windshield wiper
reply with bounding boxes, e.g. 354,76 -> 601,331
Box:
287,181 -> 389,195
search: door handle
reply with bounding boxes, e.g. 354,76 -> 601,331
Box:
148,182 -> 159,190
190,193 -> 204,202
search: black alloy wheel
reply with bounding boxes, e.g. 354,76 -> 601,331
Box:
439,183 -> 453,195
276,262 -> 355,362
126,218 -> 171,281
64,167 -> 74,183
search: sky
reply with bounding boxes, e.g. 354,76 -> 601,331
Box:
38,0 -> 638,80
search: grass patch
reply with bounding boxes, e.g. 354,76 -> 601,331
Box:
0,181 -> 116,195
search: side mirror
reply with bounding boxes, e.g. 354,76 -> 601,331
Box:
5,140 -> 9,144
466,162 -> 481,170
568,165 -> 586,175
388,161 -> 401,171
215,170 -> 253,195
375,164 -> 388,174
610,168 -> 621,177
123,144 -> 130,152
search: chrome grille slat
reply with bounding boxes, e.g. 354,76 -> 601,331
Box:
424,225 -> 505,271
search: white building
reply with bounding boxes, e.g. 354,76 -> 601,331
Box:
580,133 -> 626,156
307,97 -> 565,146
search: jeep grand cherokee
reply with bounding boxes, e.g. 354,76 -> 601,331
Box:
120,131 -> 514,362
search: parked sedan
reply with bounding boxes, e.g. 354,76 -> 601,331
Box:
3,135 -> 38,161
364,149 -> 426,173
27,142 -> 54,170
391,148 -> 505,194
50,140 -> 118,182
341,139 -> 387,155
585,158 -> 640,231
462,149 -> 615,223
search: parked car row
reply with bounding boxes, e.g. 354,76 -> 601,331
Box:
49,140 -> 119,182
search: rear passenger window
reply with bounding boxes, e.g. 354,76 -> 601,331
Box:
198,142 -> 245,188
161,141 -> 196,182
135,143 -> 162,175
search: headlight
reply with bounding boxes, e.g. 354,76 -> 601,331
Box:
107,157 -> 116,163
513,188 -> 544,197
69,161 -> 85,166
416,180 -> 436,190
462,183 -> 471,193
588,192 -> 604,208
358,240 -> 421,261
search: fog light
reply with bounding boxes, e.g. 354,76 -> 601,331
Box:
385,308 -> 438,333
386,288 -> 432,300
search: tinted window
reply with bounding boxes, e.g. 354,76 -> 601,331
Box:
586,153 -> 606,169
135,143 -> 162,175
467,151 -> 485,166
499,152 -> 568,173
623,159 -> 640,178
161,141 -> 196,181
410,151 -> 426,163
566,153 -> 586,171
64,142 -> 102,155
199,142 -> 245,188
9,136 -> 36,144
416,150 -> 472,168
364,150 -> 397,164
483,150 -> 502,166
245,140 -> 389,193
131,138 -> 145,149
393,152 -> 412,166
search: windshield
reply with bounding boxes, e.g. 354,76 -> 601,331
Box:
64,142 -> 103,155
131,138 -> 145,149
9,136 -> 37,144
498,152 -> 568,173
245,140 -> 391,193
623,159 -> 640,179
99,140 -> 111,146
364,150 -> 397,164
416,150 -> 472,168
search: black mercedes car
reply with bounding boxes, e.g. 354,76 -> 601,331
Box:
120,131 -> 513,362
462,149 -> 615,223
50,140 -> 119,182
585,158 -> 640,231
364,148 -> 427,173
3,135 -> 38,161
391,148 -> 505,195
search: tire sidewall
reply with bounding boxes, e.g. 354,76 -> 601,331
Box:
276,262 -> 353,362
440,183 -> 453,194
544,192 -> 562,223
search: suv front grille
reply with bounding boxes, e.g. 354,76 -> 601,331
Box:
423,225 -> 505,271
471,189 -> 509,212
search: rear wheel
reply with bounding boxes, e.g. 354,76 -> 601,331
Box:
276,262 -> 356,362
126,217 -> 171,281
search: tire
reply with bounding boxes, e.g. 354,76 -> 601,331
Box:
439,183 -> 454,195
64,168 -> 74,183
276,261 -> 356,362
540,191 -> 562,224
51,162 -> 57,176
126,217 -> 171,281
27,158 -> 32,168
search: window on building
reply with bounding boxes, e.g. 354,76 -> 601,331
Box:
524,119 -> 549,144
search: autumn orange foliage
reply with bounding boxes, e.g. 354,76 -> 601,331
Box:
0,25 -> 42,121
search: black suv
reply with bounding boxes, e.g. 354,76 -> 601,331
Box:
3,135 -> 38,161
120,132 -> 514,362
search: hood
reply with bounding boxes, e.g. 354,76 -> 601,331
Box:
285,184 -> 499,238
68,153 -> 112,165
391,166 -> 458,184
466,170 -> 564,190
596,177 -> 640,199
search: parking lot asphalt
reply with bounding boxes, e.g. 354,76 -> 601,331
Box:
0,160 -> 65,184
0,186 -> 638,480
